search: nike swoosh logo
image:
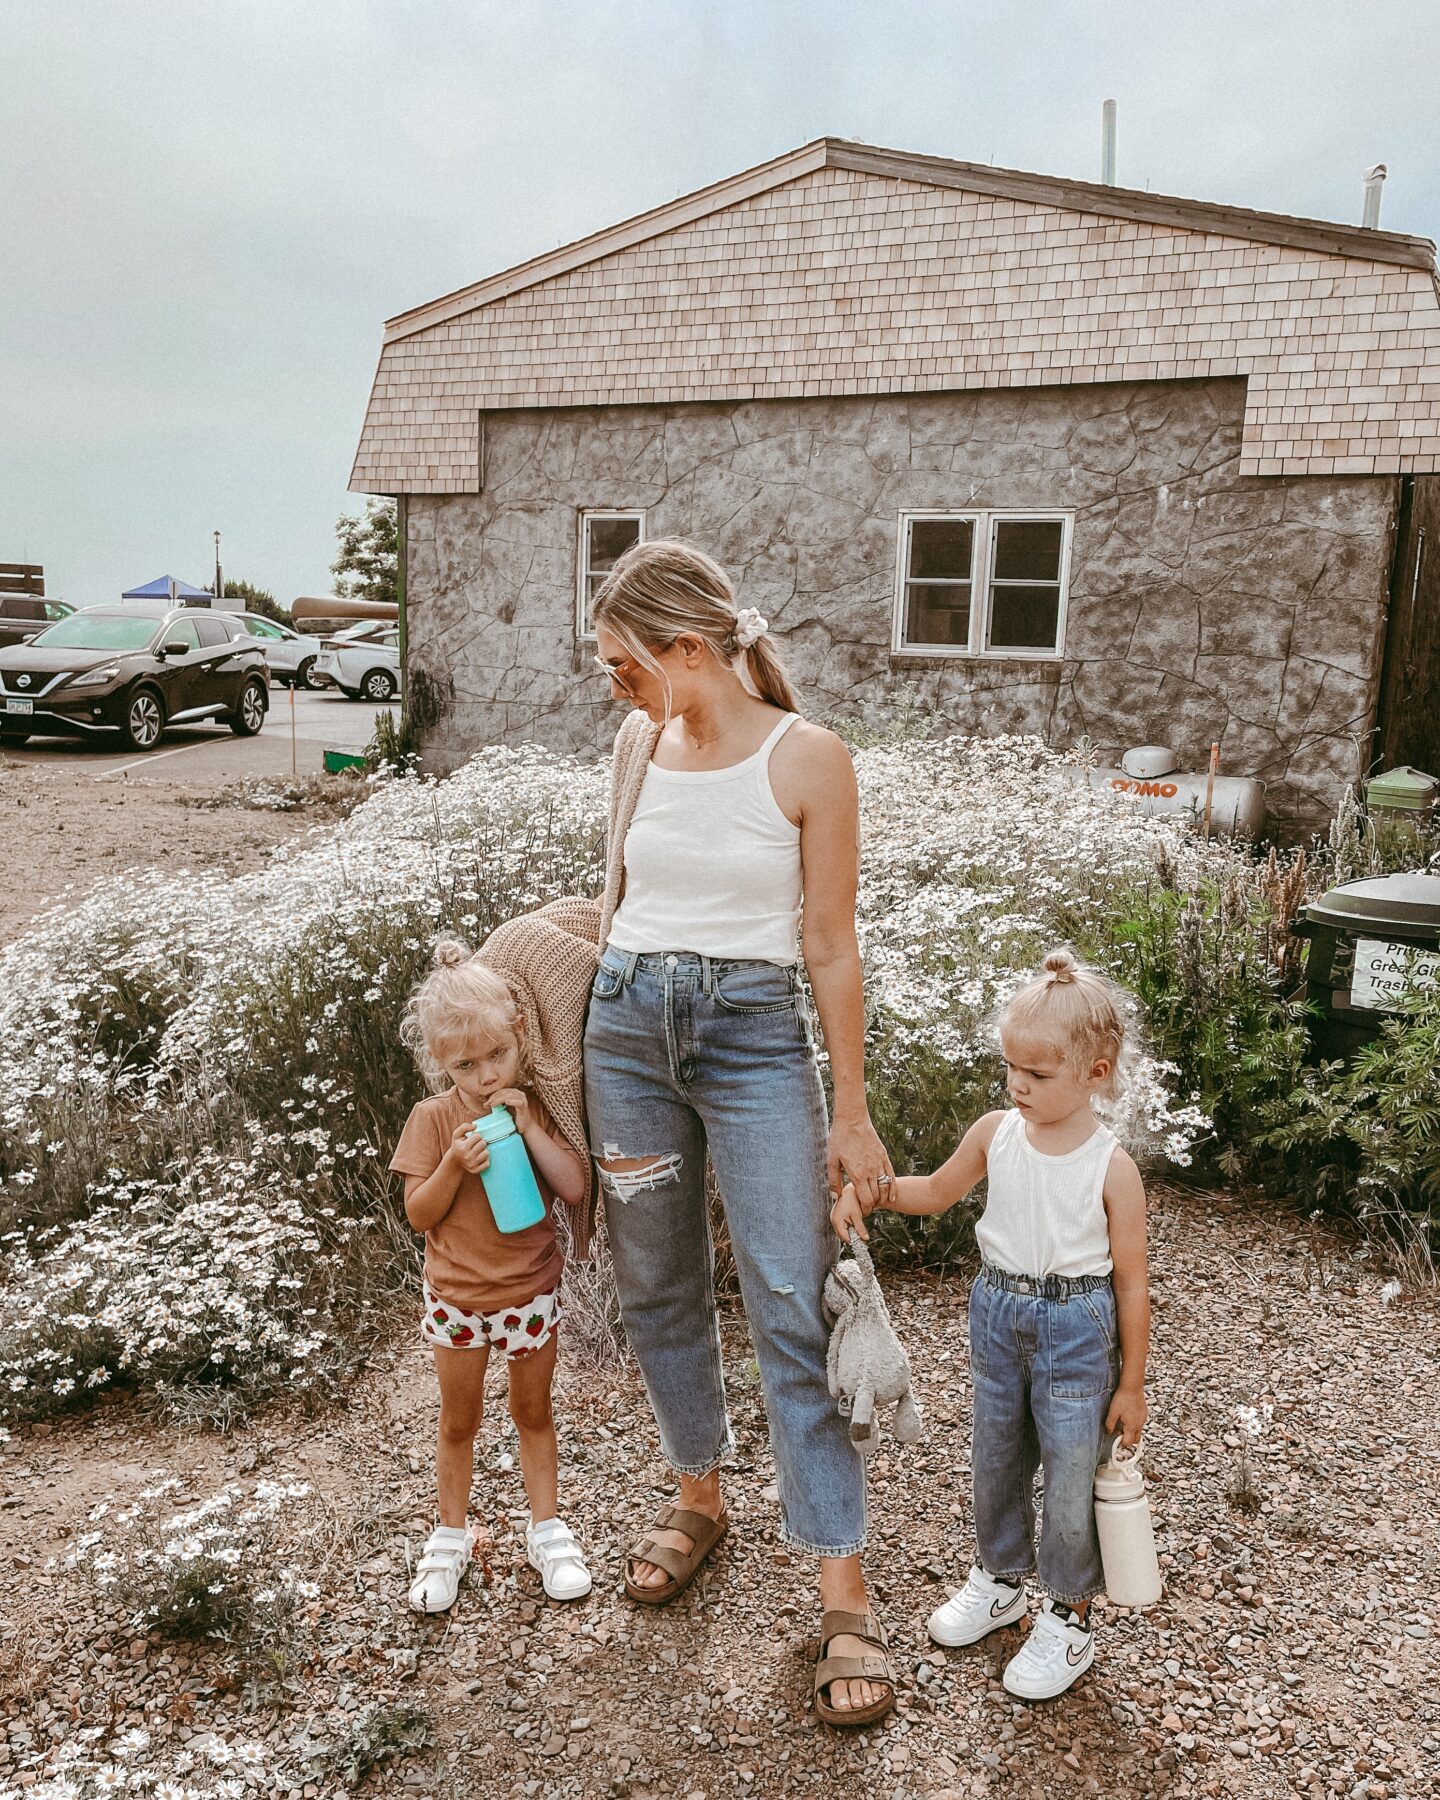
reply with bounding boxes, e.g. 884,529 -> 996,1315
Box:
991,1594 -> 1018,1616
1066,1642 -> 1091,1665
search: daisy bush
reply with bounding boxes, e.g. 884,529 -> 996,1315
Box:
66,1472 -> 315,1654
853,735 -> 1222,1261
0,750 -> 604,1422
0,727 -> 1338,1422
2,1722 -> 283,1800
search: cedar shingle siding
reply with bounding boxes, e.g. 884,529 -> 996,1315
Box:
353,140 -> 1440,830
351,141 -> 1440,496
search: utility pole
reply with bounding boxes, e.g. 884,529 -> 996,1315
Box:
213,530 -> 223,604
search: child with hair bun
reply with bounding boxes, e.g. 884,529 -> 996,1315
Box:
831,947 -> 1151,1701
392,934 -> 592,1613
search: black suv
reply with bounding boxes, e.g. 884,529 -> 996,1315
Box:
0,606 -> 269,751
0,595 -> 74,650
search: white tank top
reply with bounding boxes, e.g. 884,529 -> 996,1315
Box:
607,712 -> 803,966
975,1108 -> 1117,1279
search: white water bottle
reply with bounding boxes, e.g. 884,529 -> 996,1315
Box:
1094,1438 -> 1162,1608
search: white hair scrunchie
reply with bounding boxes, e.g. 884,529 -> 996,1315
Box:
733,606 -> 769,650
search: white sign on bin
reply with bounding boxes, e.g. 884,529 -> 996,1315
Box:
1350,938 -> 1440,1012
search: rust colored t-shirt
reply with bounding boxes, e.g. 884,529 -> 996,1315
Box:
390,1090 -> 563,1315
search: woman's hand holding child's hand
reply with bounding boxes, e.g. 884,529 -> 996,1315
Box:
829,1181 -> 875,1243
449,1122 -> 491,1176
1105,1382 -> 1148,1449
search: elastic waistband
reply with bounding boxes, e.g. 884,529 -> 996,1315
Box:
979,1261 -> 1113,1300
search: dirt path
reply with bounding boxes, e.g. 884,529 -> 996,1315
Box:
2,1187 -> 1436,1799
0,761 -> 332,942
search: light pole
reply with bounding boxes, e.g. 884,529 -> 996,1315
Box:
213,530 -> 223,605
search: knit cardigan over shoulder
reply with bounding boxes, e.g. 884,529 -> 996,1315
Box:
598,707 -> 663,947
473,709 -> 659,1261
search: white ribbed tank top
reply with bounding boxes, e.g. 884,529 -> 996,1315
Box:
607,712 -> 802,966
975,1108 -> 1117,1279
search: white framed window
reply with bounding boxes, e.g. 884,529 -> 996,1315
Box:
893,511 -> 1072,657
576,511 -> 645,639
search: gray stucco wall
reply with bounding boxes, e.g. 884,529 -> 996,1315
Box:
403,378 -> 1396,830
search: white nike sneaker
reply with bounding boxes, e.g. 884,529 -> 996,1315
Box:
926,1564 -> 1028,1647
408,1524 -> 471,1613
526,1516 -> 592,1601
1002,1599 -> 1095,1699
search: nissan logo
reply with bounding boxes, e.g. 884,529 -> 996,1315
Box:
16,674 -> 30,689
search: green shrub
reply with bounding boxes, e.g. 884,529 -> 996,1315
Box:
1256,984 -> 1440,1242
310,1699 -> 437,1789
366,706 -> 420,775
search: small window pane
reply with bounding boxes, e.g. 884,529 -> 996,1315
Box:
195,616 -> 233,647
905,582 -> 972,647
589,516 -> 640,571
987,584 -> 1061,651
908,518 -> 974,581
992,519 -> 1063,582
168,619 -> 201,650
580,514 -> 642,636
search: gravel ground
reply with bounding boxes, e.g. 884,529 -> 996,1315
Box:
0,760 -> 328,942
2,1185 -> 1436,1799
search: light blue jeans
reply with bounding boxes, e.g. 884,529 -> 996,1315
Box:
969,1263 -> 1119,1606
582,947 -> 867,1556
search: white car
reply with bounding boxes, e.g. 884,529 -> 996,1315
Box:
313,627 -> 401,702
228,613 -> 325,689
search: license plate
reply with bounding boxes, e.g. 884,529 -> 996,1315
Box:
1351,937 -> 1440,1011
4,698 -> 33,715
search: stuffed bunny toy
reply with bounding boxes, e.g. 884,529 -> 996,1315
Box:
823,1229 -> 924,1455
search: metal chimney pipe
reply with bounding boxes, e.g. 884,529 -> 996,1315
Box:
1101,100 -> 1117,185
1362,163 -> 1387,228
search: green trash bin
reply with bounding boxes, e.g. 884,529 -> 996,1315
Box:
1293,872 -> 1440,1060
1365,765 -> 1438,813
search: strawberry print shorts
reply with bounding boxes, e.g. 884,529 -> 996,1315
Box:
421,1282 -> 562,1358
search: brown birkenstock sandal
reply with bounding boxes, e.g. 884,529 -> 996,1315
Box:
813,1607 -> 897,1728
622,1504 -> 729,1606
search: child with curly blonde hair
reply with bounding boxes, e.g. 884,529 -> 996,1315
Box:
392,936 -> 591,1613
832,947 -> 1151,1700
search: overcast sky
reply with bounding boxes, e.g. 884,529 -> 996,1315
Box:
5,0 -> 1439,606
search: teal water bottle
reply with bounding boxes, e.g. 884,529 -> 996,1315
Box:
472,1105 -> 546,1234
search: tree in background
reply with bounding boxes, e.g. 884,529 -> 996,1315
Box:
331,499 -> 398,607
223,580 -> 292,626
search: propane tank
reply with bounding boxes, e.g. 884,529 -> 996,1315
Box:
1070,745 -> 1266,837
1094,1438 -> 1163,1608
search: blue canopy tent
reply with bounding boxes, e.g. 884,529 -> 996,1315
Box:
120,575 -> 216,604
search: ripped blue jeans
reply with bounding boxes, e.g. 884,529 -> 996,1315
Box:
583,948 -> 866,1557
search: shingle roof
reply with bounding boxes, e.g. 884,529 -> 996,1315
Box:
352,137 -> 1440,491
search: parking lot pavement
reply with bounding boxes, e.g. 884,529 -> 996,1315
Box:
4,686 -> 398,788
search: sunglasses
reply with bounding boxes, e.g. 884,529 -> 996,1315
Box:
592,652 -> 636,689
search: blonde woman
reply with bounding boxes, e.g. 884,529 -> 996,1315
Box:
584,538 -> 896,1726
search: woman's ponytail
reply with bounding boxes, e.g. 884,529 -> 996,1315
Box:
742,635 -> 803,714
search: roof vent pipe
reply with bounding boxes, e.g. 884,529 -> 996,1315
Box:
1101,99 -> 1117,185
1362,163 -> 1387,228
